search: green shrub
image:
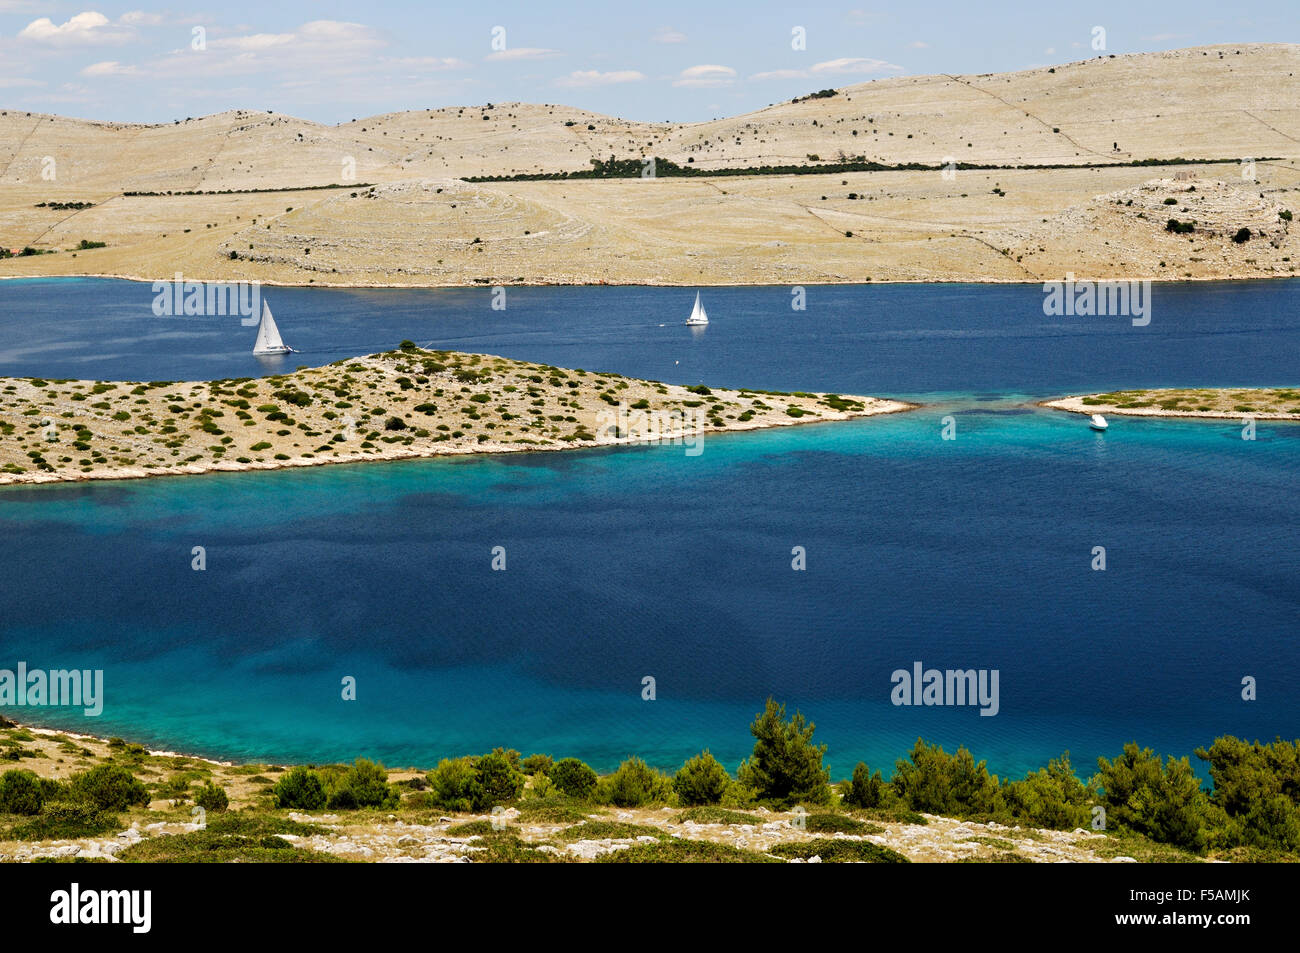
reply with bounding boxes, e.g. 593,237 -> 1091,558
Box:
70,764 -> 150,811
890,739 -> 1002,817
597,838 -> 779,863
0,769 -> 46,815
427,758 -> 482,812
720,779 -> 758,808
843,762 -> 886,809
549,758 -> 598,799
272,766 -> 327,810
326,758 -> 397,809
802,812 -> 878,834
672,750 -> 730,806
769,838 -> 909,863
1195,736 -> 1300,852
194,782 -> 229,813
272,389 -> 313,407
676,805 -> 761,825
597,757 -> 671,807
11,804 -> 120,840
1001,752 -> 1094,830
522,754 -> 554,776
1095,743 -> 1208,852
475,749 -> 525,808
736,698 -> 832,807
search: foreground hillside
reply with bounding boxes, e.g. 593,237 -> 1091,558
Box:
3,701 -> 1295,863
0,44 -> 1297,286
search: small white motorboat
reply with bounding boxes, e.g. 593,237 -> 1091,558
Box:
1089,413 -> 1108,432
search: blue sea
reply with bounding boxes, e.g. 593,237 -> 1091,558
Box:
0,277 -> 1297,780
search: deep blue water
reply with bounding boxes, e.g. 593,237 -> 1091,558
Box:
2,277 -> 1298,399
0,277 -> 1297,780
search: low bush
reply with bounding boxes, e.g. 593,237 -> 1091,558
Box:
273,766 -> 327,810
549,758 -> 598,800
595,757 -> 671,807
672,750 -> 730,806
326,759 -> 397,810
70,764 -> 149,812
0,769 -> 45,815
843,762 -> 886,809
194,782 -> 229,813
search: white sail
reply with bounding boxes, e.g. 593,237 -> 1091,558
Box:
252,301 -> 290,354
685,291 -> 709,325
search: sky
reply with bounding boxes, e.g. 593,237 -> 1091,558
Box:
0,1 -> 1294,124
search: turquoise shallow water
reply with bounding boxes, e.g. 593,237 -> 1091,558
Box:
0,279 -> 1297,779
1,406 -> 1296,779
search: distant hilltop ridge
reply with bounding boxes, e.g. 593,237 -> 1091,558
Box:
1,43 -> 1296,189
1,43 -> 1296,287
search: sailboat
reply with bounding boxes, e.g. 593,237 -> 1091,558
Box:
252,301 -> 293,355
685,291 -> 709,326
1089,413 -> 1108,432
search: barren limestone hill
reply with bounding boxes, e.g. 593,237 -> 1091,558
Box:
1,43 -> 1298,286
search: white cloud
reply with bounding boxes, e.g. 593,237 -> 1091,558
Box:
389,56 -> 471,71
810,57 -> 902,75
485,47 -> 561,62
210,20 -> 382,54
215,31 -> 296,52
80,60 -> 138,76
555,69 -> 645,87
673,64 -> 735,87
653,27 -> 687,44
18,11 -> 134,46
1045,47 -> 1056,55
909,41 -> 929,49
0,76 -> 44,88
749,69 -> 810,81
119,11 -> 163,26
115,20 -> 470,96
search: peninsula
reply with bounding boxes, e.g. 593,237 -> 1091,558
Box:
0,345 -> 912,485
1043,387 -> 1300,420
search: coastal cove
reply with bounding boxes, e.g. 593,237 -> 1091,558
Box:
0,278 -> 1297,781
